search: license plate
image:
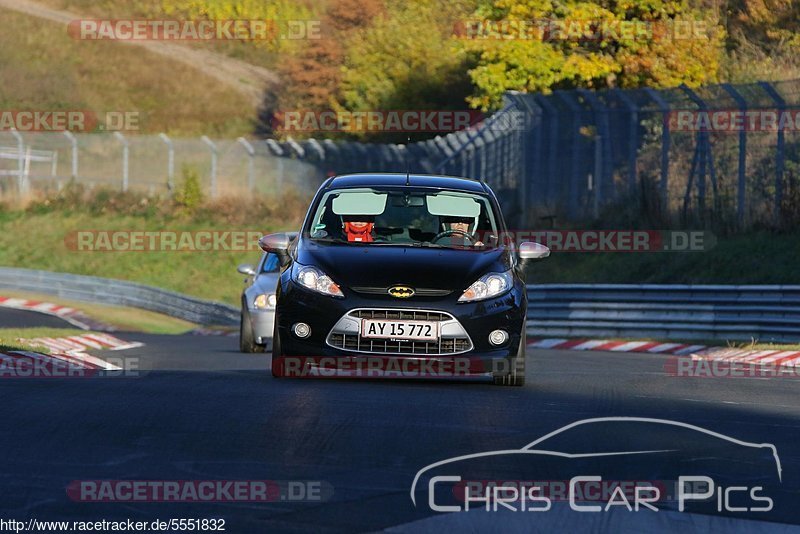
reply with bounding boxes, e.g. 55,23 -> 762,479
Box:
361,319 -> 438,341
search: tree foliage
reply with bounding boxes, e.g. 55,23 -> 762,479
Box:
340,0 -> 475,114
276,0 -> 384,111
726,0 -> 800,49
462,0 -> 726,110
162,0 -> 317,53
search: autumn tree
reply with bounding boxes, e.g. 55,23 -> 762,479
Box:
461,0 -> 726,110
277,0 -> 385,112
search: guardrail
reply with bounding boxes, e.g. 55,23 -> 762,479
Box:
527,284 -> 800,343
0,267 -> 238,326
1,268 -> 797,343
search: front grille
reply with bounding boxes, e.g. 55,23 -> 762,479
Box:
350,309 -> 450,322
328,334 -> 471,355
351,286 -> 453,297
326,308 -> 473,355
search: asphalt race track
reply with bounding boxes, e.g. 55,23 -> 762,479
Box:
2,308 -> 800,532
0,307 -> 77,329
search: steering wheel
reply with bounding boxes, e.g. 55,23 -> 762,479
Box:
431,229 -> 477,244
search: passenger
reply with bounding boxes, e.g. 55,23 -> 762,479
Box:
343,215 -> 375,243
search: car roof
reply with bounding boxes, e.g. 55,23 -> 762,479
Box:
325,173 -> 488,194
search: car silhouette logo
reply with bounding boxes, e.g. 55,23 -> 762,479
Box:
388,286 -> 415,298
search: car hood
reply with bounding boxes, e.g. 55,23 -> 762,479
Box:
295,240 -> 513,292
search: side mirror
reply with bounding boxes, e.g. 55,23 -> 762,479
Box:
237,264 -> 256,276
258,233 -> 292,267
258,233 -> 291,253
518,241 -> 550,269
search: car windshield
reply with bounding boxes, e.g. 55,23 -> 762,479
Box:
261,253 -> 280,273
305,187 -> 500,249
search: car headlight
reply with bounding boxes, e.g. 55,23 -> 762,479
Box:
458,270 -> 513,302
253,294 -> 277,309
293,265 -> 344,298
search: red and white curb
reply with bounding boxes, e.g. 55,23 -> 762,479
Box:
528,338 -> 800,369
11,334 -> 143,371
0,296 -> 117,331
1,350 -> 122,371
528,338 -> 707,356
690,347 -> 800,368
24,333 -> 142,356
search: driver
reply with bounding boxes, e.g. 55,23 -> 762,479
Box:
342,215 -> 375,243
440,216 -> 484,247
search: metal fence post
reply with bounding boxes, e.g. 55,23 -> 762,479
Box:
593,135 -> 602,218
264,139 -> 285,192
721,83 -> 748,227
644,89 -> 671,213
614,89 -> 639,196
158,133 -> 174,192
534,94 -> 558,206
201,135 -> 218,198
9,129 -> 26,195
680,84 -> 720,223
237,137 -> 255,192
62,130 -> 78,180
113,131 -> 129,191
554,91 -> 583,218
579,89 -> 611,206
759,81 -> 786,224
515,96 -> 543,215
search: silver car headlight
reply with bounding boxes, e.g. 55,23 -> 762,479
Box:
253,294 -> 277,309
293,265 -> 344,298
458,270 -> 513,302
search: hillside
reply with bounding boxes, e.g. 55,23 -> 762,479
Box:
0,6 -> 257,136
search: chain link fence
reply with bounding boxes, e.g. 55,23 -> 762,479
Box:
0,131 -> 322,199
2,79 -> 798,230
261,79 -> 800,230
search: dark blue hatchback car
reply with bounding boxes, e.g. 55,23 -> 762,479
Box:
259,173 -> 549,386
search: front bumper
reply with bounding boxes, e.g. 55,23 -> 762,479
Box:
274,280 -> 526,377
248,308 -> 275,347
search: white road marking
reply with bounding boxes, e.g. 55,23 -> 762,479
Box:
609,341 -> 651,352
571,340 -> 610,350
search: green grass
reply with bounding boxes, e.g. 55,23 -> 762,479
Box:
0,188 -> 308,306
728,341 -> 800,351
0,188 -> 798,309
527,231 -> 800,285
0,289 -> 195,334
0,9 -> 255,136
0,210 -> 274,305
0,327 -> 86,353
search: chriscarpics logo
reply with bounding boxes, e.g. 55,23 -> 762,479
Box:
411,417 -> 782,516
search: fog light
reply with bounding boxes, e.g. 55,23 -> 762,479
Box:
292,322 -> 311,338
489,329 -> 508,346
